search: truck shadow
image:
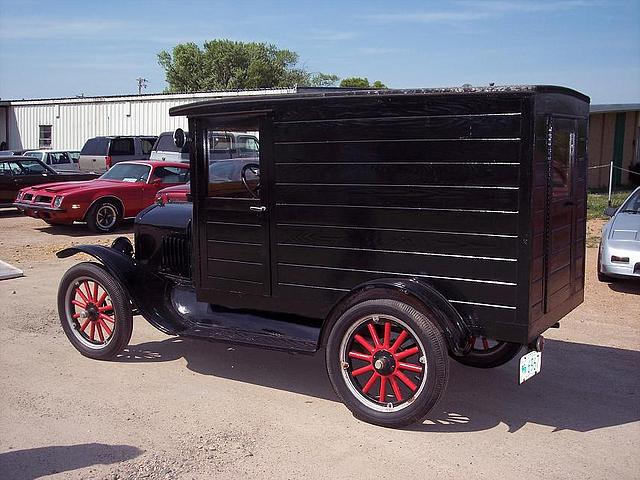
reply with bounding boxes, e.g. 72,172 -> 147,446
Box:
0,443 -> 142,480
118,337 -> 639,433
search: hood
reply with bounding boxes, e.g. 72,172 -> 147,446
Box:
27,179 -> 120,195
609,213 -> 640,242
158,183 -> 190,194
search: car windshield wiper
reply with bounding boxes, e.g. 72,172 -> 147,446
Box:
619,209 -> 639,214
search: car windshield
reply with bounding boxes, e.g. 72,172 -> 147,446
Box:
16,159 -> 49,174
24,152 -> 45,161
619,189 -> 640,214
100,163 -> 150,183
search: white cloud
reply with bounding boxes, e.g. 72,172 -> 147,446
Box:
307,30 -> 359,41
0,18 -> 128,40
363,0 -> 606,25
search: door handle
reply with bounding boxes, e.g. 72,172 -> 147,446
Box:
249,206 -> 266,212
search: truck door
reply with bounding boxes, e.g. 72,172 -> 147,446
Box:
193,116 -> 271,300
544,117 -> 579,312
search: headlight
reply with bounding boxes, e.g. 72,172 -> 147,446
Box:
53,196 -> 63,208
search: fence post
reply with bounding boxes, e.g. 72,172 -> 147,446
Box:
608,161 -> 614,206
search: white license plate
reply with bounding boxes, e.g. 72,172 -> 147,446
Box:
519,350 -> 542,384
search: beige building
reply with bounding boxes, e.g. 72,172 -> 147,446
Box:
588,104 -> 640,189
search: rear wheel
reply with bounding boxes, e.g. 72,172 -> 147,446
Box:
453,336 -> 521,368
86,199 -> 121,233
326,299 -> 449,427
57,262 -> 132,359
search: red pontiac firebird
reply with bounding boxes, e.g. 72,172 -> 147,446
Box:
14,161 -> 190,232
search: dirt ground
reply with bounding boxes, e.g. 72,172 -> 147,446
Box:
0,210 -> 638,480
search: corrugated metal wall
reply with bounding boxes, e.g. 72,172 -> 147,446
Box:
5,89 -> 294,150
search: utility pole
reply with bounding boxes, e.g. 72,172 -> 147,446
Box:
136,77 -> 148,95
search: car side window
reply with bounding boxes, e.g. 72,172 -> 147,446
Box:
109,138 -> 135,156
151,166 -> 190,184
50,152 -> 70,164
141,138 -> 155,155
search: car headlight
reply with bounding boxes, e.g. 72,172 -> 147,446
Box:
53,196 -> 64,208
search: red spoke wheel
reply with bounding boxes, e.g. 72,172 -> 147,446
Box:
453,335 -> 522,369
326,299 -> 449,428
58,262 -> 133,360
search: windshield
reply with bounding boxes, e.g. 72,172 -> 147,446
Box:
619,188 -> 640,214
24,152 -> 45,161
100,163 -> 150,183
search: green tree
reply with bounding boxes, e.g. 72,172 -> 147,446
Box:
339,77 -> 387,89
158,40 -> 329,92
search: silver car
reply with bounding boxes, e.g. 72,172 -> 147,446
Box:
598,186 -> 640,281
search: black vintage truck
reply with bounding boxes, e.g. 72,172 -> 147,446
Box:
56,86 -> 589,427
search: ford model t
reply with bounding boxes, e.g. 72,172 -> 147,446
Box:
56,86 -> 589,427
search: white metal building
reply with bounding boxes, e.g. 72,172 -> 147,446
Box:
0,88 -> 296,151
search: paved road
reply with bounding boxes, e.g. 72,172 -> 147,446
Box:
0,212 -> 638,479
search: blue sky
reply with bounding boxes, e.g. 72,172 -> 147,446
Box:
0,0 -> 638,104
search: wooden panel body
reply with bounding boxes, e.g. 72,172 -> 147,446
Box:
182,87 -> 589,345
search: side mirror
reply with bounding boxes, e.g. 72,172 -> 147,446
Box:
604,206 -> 617,217
173,128 -> 186,149
151,177 -> 162,185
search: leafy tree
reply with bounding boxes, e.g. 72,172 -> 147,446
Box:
158,40 -> 330,92
308,73 -> 340,87
339,77 -> 387,89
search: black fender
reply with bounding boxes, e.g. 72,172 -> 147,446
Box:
322,277 -> 471,356
57,244 -> 188,335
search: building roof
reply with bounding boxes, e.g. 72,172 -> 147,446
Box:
0,87 -> 297,106
590,103 -> 640,114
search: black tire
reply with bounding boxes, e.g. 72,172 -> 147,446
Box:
453,338 -> 521,369
57,262 -> 133,360
326,299 -> 449,428
597,247 -> 611,283
86,199 -> 121,233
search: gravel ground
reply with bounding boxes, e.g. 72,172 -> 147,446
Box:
0,210 -> 638,479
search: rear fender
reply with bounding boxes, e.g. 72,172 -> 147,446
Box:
322,277 -> 471,356
57,245 -> 187,335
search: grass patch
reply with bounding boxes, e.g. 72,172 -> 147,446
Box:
587,190 -> 633,220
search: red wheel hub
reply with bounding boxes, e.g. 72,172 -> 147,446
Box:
71,280 -> 115,344
346,320 -> 424,404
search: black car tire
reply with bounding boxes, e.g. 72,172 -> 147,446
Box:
597,247 -> 611,282
453,339 -> 522,368
86,199 -> 121,233
326,299 -> 449,428
58,262 -> 133,360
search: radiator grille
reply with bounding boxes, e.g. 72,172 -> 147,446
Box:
161,232 -> 191,278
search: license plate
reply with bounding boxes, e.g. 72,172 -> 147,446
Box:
519,350 -> 542,384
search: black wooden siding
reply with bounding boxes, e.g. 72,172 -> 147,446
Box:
271,101 -> 524,328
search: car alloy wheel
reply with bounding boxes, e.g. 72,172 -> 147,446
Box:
96,204 -> 118,230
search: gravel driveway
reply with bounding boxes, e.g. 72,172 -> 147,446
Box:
0,210 -> 638,479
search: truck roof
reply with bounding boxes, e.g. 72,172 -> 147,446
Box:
170,85 -> 590,117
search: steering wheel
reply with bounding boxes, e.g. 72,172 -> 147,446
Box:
241,163 -> 260,199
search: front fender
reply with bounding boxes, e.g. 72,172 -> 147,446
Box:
57,245 -> 188,335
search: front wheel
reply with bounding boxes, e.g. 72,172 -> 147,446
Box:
57,262 -> 133,360
326,299 -> 449,428
453,336 -> 521,368
86,199 -> 121,233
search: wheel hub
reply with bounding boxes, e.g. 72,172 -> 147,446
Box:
372,350 -> 396,376
85,303 -> 99,321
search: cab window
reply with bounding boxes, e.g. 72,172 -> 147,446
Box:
206,126 -> 260,199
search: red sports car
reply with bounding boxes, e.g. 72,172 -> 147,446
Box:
14,161 -> 190,232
